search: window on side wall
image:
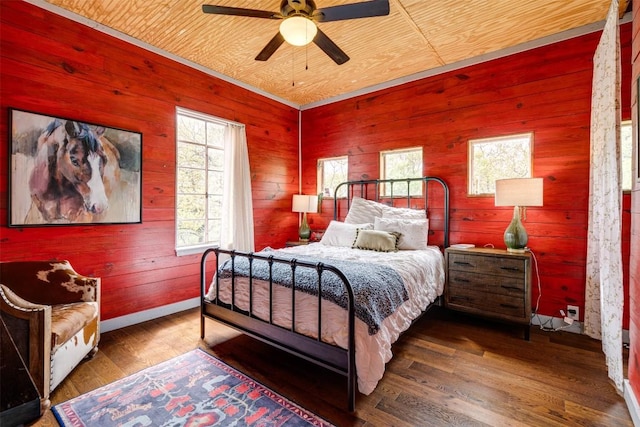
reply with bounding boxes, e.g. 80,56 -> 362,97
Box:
468,133 -> 533,196
317,156 -> 348,198
621,120 -> 632,191
380,147 -> 423,197
175,108 -> 227,254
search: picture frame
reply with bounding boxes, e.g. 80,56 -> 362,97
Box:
8,108 -> 142,226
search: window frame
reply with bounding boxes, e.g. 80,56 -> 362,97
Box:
317,155 -> 348,198
379,146 -> 424,197
621,120 -> 632,192
467,132 -> 534,196
175,107 -> 228,256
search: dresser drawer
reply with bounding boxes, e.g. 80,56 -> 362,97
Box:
448,252 -> 526,278
447,287 -> 525,318
448,270 -> 525,296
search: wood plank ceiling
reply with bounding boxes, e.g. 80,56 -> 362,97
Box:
38,0 -> 627,107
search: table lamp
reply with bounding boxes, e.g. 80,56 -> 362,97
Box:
292,194 -> 318,241
494,178 -> 543,253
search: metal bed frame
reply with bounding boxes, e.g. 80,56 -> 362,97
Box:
200,176 -> 449,411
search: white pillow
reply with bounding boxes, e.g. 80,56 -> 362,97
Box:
320,220 -> 373,247
374,217 -> 429,250
344,197 -> 386,224
381,205 -> 427,220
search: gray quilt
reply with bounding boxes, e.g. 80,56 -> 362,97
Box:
217,250 -> 408,335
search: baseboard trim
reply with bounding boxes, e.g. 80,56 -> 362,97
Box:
101,297 -> 200,333
625,380 -> 640,426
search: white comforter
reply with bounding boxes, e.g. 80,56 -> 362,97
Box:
205,243 -> 445,395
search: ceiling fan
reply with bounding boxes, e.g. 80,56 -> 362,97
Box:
202,0 -> 390,65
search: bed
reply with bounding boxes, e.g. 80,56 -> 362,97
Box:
200,176 -> 450,411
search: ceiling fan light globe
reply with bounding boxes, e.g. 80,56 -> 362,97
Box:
279,16 -> 317,46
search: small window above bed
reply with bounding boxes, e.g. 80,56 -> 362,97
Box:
380,147 -> 423,197
468,133 -> 533,196
317,156 -> 348,198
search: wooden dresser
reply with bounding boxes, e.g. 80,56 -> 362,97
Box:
445,247 -> 532,340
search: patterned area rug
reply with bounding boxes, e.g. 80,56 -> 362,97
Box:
52,348 -> 335,426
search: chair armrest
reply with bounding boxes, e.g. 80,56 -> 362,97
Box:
0,285 -> 51,400
0,260 -> 99,305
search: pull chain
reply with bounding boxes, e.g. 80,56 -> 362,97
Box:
292,47 -> 295,86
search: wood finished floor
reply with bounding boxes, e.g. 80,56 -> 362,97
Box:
29,306 -> 633,426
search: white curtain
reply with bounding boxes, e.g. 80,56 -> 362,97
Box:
584,0 -> 624,393
220,123 -> 255,252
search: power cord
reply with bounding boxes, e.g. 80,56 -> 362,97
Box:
528,247 -> 573,332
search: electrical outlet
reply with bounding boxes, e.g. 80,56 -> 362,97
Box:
567,305 -> 579,321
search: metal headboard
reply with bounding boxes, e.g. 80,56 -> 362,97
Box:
332,176 -> 450,249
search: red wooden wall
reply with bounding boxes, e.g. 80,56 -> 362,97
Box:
301,24 -> 633,329
0,1 -> 299,320
0,1 -> 635,340
629,0 -> 640,405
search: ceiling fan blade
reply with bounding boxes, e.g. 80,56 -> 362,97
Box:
313,28 -> 349,65
202,5 -> 281,19
255,32 -> 285,61
314,0 -> 389,22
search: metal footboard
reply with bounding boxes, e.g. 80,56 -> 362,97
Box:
200,247 -> 357,411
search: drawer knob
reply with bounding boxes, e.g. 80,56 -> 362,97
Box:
454,261 -> 472,266
500,266 -> 520,272
501,285 -> 521,292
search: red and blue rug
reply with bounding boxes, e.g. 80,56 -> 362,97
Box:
52,348 -> 335,426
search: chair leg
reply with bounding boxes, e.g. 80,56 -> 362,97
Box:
86,346 -> 99,359
40,397 -> 51,413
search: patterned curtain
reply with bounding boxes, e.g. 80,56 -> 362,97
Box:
584,0 -> 624,393
220,123 -> 255,252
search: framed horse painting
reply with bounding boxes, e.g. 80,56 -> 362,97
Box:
8,108 -> 142,226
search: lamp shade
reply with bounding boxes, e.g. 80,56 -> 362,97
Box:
279,16 -> 317,46
292,194 -> 318,213
495,178 -> 543,207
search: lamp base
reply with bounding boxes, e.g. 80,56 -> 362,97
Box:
298,212 -> 311,241
506,247 -> 527,254
504,206 -> 528,254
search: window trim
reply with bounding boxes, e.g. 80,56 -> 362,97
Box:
379,146 -> 423,197
467,132 -> 534,197
621,120 -> 632,192
317,155 -> 348,198
175,107 -> 229,256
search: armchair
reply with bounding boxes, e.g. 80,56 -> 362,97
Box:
0,260 -> 100,410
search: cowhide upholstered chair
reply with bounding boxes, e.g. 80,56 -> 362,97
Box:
0,260 -> 100,410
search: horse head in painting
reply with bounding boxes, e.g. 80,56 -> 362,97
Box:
28,119 -> 120,223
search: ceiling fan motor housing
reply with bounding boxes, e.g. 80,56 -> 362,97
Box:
281,0 -> 316,17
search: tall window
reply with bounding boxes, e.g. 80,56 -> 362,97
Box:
621,120 -> 632,191
380,147 -> 423,196
468,133 -> 533,195
317,156 -> 348,198
176,108 -> 227,251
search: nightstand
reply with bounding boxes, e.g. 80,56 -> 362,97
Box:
285,241 -> 309,247
445,247 -> 532,340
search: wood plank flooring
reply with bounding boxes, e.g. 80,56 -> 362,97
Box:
29,306 -> 633,426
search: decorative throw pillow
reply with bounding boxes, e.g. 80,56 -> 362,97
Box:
381,205 -> 427,220
352,229 -> 401,252
374,217 -> 429,250
344,197 -> 386,224
320,221 -> 373,247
